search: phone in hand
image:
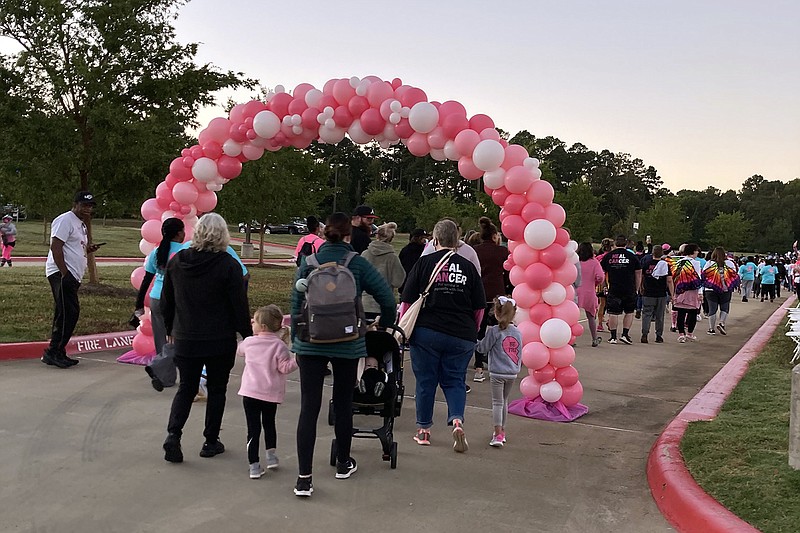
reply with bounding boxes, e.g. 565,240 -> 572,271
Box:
95,242 -> 107,246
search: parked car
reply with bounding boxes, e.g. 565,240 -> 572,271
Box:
238,218 -> 308,235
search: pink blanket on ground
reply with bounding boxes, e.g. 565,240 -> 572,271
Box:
508,397 -> 588,422
116,349 -> 155,366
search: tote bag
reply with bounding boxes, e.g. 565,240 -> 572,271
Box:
395,251 -> 454,343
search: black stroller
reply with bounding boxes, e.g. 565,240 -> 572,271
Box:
328,328 -> 406,469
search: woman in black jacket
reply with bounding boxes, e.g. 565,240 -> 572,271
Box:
160,213 -> 252,463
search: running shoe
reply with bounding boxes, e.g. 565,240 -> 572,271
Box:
489,433 -> 505,447
452,419 -> 469,453
592,337 -> 602,347
620,334 -> 633,345
687,333 -> 698,341
473,369 -> 486,382
707,329 -> 716,335
335,457 -> 358,479
413,428 -> 431,446
249,463 -> 266,479
717,323 -> 727,335
608,338 -> 617,344
678,335 -> 686,343
294,476 -> 313,497
655,336 -> 664,343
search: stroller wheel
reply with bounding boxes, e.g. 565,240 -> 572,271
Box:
390,441 -> 398,469
330,439 -> 338,467
327,399 -> 335,426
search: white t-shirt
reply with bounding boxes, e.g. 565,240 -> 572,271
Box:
421,239 -> 482,275
46,211 -> 88,281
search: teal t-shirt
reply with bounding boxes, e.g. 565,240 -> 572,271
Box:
738,262 -> 757,281
759,265 -> 777,285
144,241 -> 184,300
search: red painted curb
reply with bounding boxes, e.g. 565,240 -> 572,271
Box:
647,296 -> 796,533
0,331 -> 137,361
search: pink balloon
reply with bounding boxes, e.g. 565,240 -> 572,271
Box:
347,95 -> 369,117
169,201 -> 180,212
301,107 -> 320,129
202,141 -> 223,160
525,263 -> 554,290
332,106 -> 354,128
527,180 -> 555,206
512,283 -> 540,309
504,166 -> 535,194
519,376 -> 541,399
502,144 -> 530,170
555,227 -> 571,246
438,100 -> 467,119
132,332 -> 155,356
366,81 -> 394,108
503,194 -> 527,215
398,87 -> 427,107
555,366 -> 579,387
243,99 -> 267,118
194,190 -> 217,213
479,127 -> 501,141
217,155 -> 243,179
545,203 -> 566,227
189,145 -> 204,160
405,132 -> 431,156
571,323 -> 584,337
360,108 -> 385,136
457,157 -> 483,180
454,129 -> 481,157
540,244 -> 568,269
534,363 -> 556,384
549,344 -> 576,368
522,341 -> 550,370
469,114 -> 494,132
172,181 -> 199,205
287,97 -> 307,116
560,381 -> 584,406
141,219 -> 162,243
521,201 -> 546,223
491,187 -> 511,207
169,157 -> 192,182
394,118 -> 414,139
529,303 -> 553,324
552,300 -> 580,324
427,127 -> 448,149
517,320 -> 541,345
500,214 -> 526,241
565,284 -> 575,302
140,198 -> 162,221
552,262 -> 578,285
512,245 -> 539,269
130,266 -> 146,290
165,174 -> 177,190
228,105 -> 246,124
137,317 -> 153,337
509,265 -> 526,287
441,113 -> 470,140
269,92 -> 293,117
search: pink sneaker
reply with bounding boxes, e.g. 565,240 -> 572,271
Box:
452,420 -> 468,453
489,433 -> 505,447
413,428 -> 431,446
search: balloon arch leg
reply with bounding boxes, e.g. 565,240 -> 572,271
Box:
124,76 -> 587,422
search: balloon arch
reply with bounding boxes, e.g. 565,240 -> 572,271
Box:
130,76 -> 587,418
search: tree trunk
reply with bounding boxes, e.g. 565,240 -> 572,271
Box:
258,228 -> 265,266
85,216 -> 99,284
42,217 -> 48,245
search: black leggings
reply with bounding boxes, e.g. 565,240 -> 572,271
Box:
760,283 -> 775,301
296,355 -> 358,476
243,396 -> 278,464
676,308 -> 698,334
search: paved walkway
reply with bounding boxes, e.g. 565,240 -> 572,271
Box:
0,295 -> 786,532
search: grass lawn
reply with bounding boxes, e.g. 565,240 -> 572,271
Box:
681,325 -> 800,532
0,265 -> 295,343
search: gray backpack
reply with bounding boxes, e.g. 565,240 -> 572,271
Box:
298,252 -> 366,343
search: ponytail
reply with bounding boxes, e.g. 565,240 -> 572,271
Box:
493,296 -> 517,331
156,218 -> 185,270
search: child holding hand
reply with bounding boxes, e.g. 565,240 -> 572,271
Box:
475,296 -> 522,448
237,305 -> 298,479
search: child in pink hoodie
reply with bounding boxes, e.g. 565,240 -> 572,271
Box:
237,304 -> 298,479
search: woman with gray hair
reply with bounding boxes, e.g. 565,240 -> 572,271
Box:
160,213 -> 253,463
360,222 -> 406,319
400,219 -> 486,453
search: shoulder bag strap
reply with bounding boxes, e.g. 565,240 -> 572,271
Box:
422,251 -> 455,296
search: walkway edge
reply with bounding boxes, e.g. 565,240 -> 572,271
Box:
647,296 -> 796,533
0,331 -> 137,361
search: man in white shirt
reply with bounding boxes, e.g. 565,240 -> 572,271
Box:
42,191 -> 102,368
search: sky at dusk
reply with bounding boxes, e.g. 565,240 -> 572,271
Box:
4,1 -> 799,193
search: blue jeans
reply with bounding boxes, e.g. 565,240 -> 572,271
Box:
410,327 -> 475,429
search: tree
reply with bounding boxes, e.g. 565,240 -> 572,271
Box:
363,189 -> 415,232
705,211 -> 753,252
215,149 -> 329,265
637,197 -> 691,248
554,181 -> 602,243
0,0 -> 250,281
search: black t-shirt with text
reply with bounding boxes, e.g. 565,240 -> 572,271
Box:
641,256 -> 668,298
600,247 -> 641,295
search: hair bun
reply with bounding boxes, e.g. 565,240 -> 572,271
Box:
479,216 -> 491,226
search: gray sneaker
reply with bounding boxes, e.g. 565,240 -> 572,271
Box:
266,450 -> 279,470
249,462 -> 265,479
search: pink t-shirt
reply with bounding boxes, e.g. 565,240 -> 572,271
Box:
294,234 -> 325,259
237,332 -> 298,403
577,258 -> 605,316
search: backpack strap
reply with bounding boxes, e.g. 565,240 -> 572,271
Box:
306,254 -> 320,268
341,251 -> 358,268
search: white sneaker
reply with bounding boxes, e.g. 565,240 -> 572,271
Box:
452,420 -> 469,453
249,462 -> 265,479
678,335 -> 686,343
489,433 -> 505,447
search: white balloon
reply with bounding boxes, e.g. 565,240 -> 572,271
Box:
443,140 -> 460,161
139,238 -> 156,256
355,80 -> 368,96
379,140 -> 392,149
292,125 -> 303,135
282,115 -> 293,126
274,84 -> 286,93
222,139 -> 242,157
542,282 -> 567,306
540,318 -> 571,348
324,118 -> 335,129
539,381 -> 563,403
319,124 -> 346,144
349,76 -> 360,88
347,119 -> 372,144
304,88 -> 323,108
253,110 -> 281,139
531,167 -> 543,180
523,157 -> 540,169
382,123 -> 400,142
569,252 -> 580,264
524,219 -> 557,250
514,307 -> 530,325
183,215 -> 199,228
408,102 -> 438,133
191,158 -> 218,183
160,210 -> 177,222
323,106 -> 334,117
290,114 -> 301,126
483,168 -> 506,189
317,113 -> 327,125
567,240 -> 578,252
389,112 -> 401,125
400,107 -> 410,119
389,100 -> 402,113
430,148 -> 446,161
472,139 -> 505,172
206,183 -> 223,192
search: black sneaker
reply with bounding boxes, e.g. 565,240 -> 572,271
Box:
706,329 -> 716,335
620,334 -> 633,345
635,310 -> 641,319
41,349 -> 70,369
670,327 -> 678,333
717,323 -> 726,335
294,476 -> 313,497
145,366 -> 164,392
335,457 -> 358,479
742,297 -> 748,302
163,435 -> 183,463
640,335 -> 648,344
465,385 -> 471,394
60,350 -> 79,366
199,439 -> 225,458
655,336 -> 664,343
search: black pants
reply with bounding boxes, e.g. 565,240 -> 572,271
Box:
296,355 -> 358,476
47,272 -> 81,352
761,283 -> 775,301
166,338 -> 236,442
243,396 -> 278,464
676,308 -> 699,334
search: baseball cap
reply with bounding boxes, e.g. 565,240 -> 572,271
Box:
353,205 -> 377,218
661,243 -> 671,253
410,228 -> 430,239
74,191 -> 97,205
2,214 -> 11,220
